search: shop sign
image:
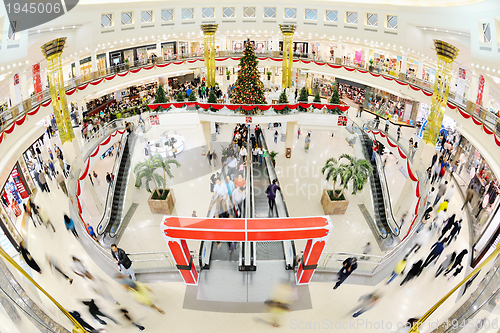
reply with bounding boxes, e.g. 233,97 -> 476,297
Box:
10,168 -> 28,199
32,64 -> 43,102
245,117 -> 252,123
150,115 -> 160,125
337,116 -> 347,126
455,67 -> 466,103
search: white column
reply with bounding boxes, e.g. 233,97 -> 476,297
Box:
400,51 -> 408,74
9,78 -> 17,106
272,35 -> 279,51
468,69 -> 479,101
417,56 -> 425,80
219,35 -> 226,51
74,55 -> 81,77
364,47 -> 370,67
20,66 -> 28,101
337,42 -> 343,58
91,49 -> 97,72
156,40 -> 161,57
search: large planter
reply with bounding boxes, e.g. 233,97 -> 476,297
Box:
147,189 -> 175,214
321,189 -> 349,215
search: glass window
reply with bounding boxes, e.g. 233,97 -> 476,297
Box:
305,8 -> 317,21
121,12 -> 133,26
161,9 -> 174,22
366,13 -> 378,27
222,7 -> 235,18
483,23 -> 491,43
284,8 -> 297,20
8,20 -> 17,41
182,8 -> 194,20
202,7 -> 214,19
141,10 -> 153,23
346,11 -> 358,24
325,10 -> 338,22
243,7 -> 256,18
387,15 -> 398,29
101,14 -> 112,28
264,7 -> 276,19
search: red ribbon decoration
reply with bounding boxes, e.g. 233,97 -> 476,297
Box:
27,105 -> 41,116
369,72 -> 381,77
288,104 -> 299,109
130,68 -> 142,74
117,71 -> 129,77
471,117 -> 482,126
185,102 -> 197,108
156,63 -> 171,68
414,197 -> 421,216
198,103 -> 210,109
76,180 -> 81,196
327,63 -> 342,69
272,105 -> 288,111
78,83 -> 89,91
407,159 -> 418,182
5,123 -> 16,134
495,135 -> 500,147
211,104 -> 225,110
343,66 -> 356,72
15,114 -> 27,126
0,132 -> 3,145
241,105 -> 256,111
215,57 -> 229,61
66,88 -> 77,95
357,69 -> 368,74
225,105 -> 240,111
104,75 -> 116,81
148,104 -> 160,110
90,78 -> 103,85
447,102 -> 457,110
386,136 -> 397,148
409,85 -> 421,91
312,103 -> 325,109
483,125 -> 493,135
257,105 -> 272,111
143,66 -> 155,70
395,80 -> 408,86
172,103 -> 185,108
299,103 -> 312,108
173,61 -> 184,65
458,108 -> 471,119
415,181 -> 420,198
79,159 -> 91,180
398,147 -> 407,159
382,76 -> 393,81
422,90 -> 433,96
160,103 -> 172,109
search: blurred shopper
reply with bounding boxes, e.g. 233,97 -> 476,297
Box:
111,244 -> 136,281
351,292 -> 381,317
39,205 -> 56,232
435,252 -> 456,278
71,256 -> 91,278
69,311 -> 100,333
84,271 -> 119,305
20,243 -> 42,274
423,241 -> 445,267
444,249 -> 468,276
387,257 -> 407,284
447,264 -> 463,281
360,242 -> 372,260
82,299 -> 119,325
334,257 -> 357,289
232,186 -> 246,218
433,181 -> 448,206
264,281 -> 293,327
86,223 -> 98,241
266,179 -> 281,216
400,260 -> 423,286
46,255 -> 73,284
64,214 -> 79,239
56,171 -> 68,196
119,308 -> 145,332
126,281 -> 165,314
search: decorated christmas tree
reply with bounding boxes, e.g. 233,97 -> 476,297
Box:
230,39 -> 266,105
330,83 -> 340,104
176,91 -> 186,102
313,92 -> 321,103
207,90 -> 218,112
297,86 -> 309,112
155,85 -> 167,103
277,90 -> 290,114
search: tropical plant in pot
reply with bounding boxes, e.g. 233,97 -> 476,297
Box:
134,155 -> 181,214
226,69 -> 231,80
267,71 -> 272,80
269,150 -> 278,167
369,59 -> 374,72
321,153 -> 373,214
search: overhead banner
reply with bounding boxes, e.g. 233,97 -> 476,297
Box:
13,73 -> 22,104
32,64 -> 42,101
455,67 -> 466,103
476,74 -> 485,106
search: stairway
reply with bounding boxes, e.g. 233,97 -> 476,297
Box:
359,132 -> 391,239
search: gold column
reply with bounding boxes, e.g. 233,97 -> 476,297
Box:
422,40 -> 459,146
201,24 -> 218,88
41,38 -> 75,144
280,24 -> 297,89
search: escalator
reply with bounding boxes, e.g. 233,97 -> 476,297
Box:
101,134 -> 136,240
358,131 -> 391,239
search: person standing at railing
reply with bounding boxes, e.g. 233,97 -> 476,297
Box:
92,171 -> 100,186
397,125 -> 401,141
385,118 -> 390,133
111,244 -> 136,281
106,172 -> 113,186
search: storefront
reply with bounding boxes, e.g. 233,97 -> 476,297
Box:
422,66 -> 436,84
278,41 -> 309,57
109,44 -> 156,67
137,45 -> 157,61
369,50 -> 399,76
338,82 -> 365,105
161,42 -> 177,60
414,103 -> 457,139
364,87 -> 418,124
97,53 -> 107,76
306,73 -> 336,98
178,41 -> 189,56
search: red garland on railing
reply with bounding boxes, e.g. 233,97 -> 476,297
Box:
407,159 -> 418,182
90,78 -> 104,86
147,102 -> 348,112
66,88 -> 77,95
415,181 -> 420,198
386,136 -> 397,148
494,135 -> 500,147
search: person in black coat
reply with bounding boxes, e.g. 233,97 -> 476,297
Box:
439,214 -> 456,241
111,244 -> 135,281
334,257 -> 358,289
69,311 -> 98,332
400,260 -> 423,286
20,244 -> 41,274
445,249 -> 468,276
82,299 -> 119,325
444,220 -> 462,246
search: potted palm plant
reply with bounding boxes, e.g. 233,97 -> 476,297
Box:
134,155 -> 181,214
321,154 -> 373,215
226,69 -> 231,80
267,71 -> 272,80
269,151 -> 278,167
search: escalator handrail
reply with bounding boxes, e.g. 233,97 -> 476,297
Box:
259,132 -> 289,218
96,131 -> 129,236
246,139 -> 253,219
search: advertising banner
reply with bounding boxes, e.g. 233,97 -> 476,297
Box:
32,64 -> 42,101
455,67 -> 466,103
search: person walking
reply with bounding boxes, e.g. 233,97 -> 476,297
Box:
82,299 -> 119,325
397,126 -> 401,142
24,203 -> 39,228
305,133 -> 311,151
444,249 -> 468,276
361,242 -> 372,260
207,150 -> 212,166
126,281 -> 165,314
384,118 -> 390,133
433,181 -> 448,206
92,171 -> 100,185
400,260 -> 423,286
447,264 -> 463,281
56,171 -> 68,196
430,153 -> 438,169
20,244 -> 42,274
119,308 -> 145,332
371,141 -> 378,162
266,179 -> 281,216
334,257 -> 357,289
88,173 -> 94,186
423,241 -> 445,267
86,223 -> 98,241
111,244 -> 136,281
232,186 -> 246,218
435,252 -> 456,278
46,255 -> 73,284
38,171 -> 50,193
211,151 -> 217,167
436,200 -> 449,214
39,205 -> 56,232
64,214 -> 79,239
444,220 -> 462,246
439,214 -> 456,241
258,145 -> 263,165
436,162 -> 447,184
274,130 -> 279,144
69,311 -> 98,333
426,187 -> 436,210
387,257 -> 407,284
462,185 -> 474,210
106,172 -> 113,186
297,128 -> 301,139
431,162 -> 441,184
351,292 -> 381,318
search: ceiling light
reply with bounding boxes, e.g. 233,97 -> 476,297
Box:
423,27 -> 426,30
446,30 -> 449,33
37,30 -> 40,33
471,63 -> 474,66
50,28 -> 53,31
73,26 -> 75,28
62,27 -> 65,30
434,28 -> 437,31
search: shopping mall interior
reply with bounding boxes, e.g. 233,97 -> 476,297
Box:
0,0 -> 500,332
